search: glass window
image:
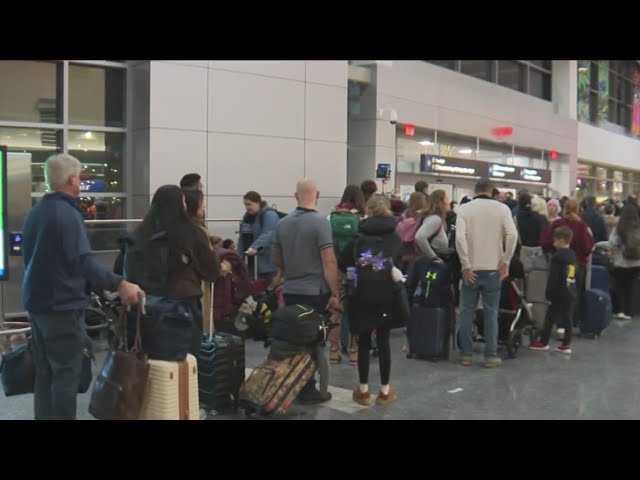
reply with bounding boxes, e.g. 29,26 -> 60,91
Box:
514,146 -> 543,167
68,131 -> 124,193
436,131 -> 477,158
69,64 -> 125,127
498,61 -> 525,92
477,139 -> 512,164
80,197 -> 128,251
0,61 -> 62,123
460,60 -> 492,81
396,126 -> 437,173
528,60 -> 552,71
0,127 -> 63,192
529,69 -> 552,100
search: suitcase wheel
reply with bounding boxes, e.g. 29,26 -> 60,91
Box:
507,330 -> 522,359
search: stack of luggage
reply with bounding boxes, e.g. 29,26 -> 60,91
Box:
239,304 -> 334,416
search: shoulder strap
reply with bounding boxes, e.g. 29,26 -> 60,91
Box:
427,218 -> 444,244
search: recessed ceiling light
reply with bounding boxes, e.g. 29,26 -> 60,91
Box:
84,131 -> 93,139
459,148 -> 473,154
419,140 -> 434,146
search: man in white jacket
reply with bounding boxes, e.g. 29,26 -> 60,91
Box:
455,178 -> 518,368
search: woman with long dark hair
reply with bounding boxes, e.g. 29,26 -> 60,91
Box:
238,191 -> 280,284
183,188 -> 206,229
609,204 -> 640,318
125,185 -> 220,354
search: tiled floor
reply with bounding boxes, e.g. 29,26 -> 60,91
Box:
3,317 -> 639,420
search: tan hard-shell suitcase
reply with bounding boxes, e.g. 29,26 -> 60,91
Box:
139,354 -> 199,420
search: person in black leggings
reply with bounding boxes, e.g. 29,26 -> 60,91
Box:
338,194 -> 402,407
357,326 -> 391,394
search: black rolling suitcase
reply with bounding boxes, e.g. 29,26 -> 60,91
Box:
198,284 -> 246,412
406,305 -> 453,361
405,258 -> 454,361
580,288 -> 612,338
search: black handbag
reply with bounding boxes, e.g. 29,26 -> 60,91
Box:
0,337 -> 94,397
126,295 -> 194,361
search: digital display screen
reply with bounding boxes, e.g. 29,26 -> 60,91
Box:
0,146 -> 7,280
376,163 -> 391,179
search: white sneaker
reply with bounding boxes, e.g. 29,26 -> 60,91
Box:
621,313 -> 632,320
616,312 -> 626,319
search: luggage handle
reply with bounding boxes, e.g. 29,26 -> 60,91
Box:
116,292 -> 145,354
208,282 -> 216,339
244,247 -> 262,282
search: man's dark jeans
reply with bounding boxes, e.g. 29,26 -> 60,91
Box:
29,310 -> 86,420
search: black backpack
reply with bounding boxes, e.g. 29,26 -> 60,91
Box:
351,235 -> 396,306
407,256 -> 452,308
258,207 -> 287,229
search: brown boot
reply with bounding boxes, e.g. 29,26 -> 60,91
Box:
352,388 -> 373,406
376,387 -> 397,406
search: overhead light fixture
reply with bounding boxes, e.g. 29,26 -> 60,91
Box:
419,140 -> 434,146
84,131 -> 93,139
459,148 -> 473,154
77,144 -> 82,147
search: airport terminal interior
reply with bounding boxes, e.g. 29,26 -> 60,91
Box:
1,60 -> 640,420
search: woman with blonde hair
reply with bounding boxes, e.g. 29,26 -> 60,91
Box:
531,194 -> 549,219
339,194 -> 404,407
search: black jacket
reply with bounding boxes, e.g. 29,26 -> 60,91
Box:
546,248 -> 577,303
338,215 -> 403,334
339,215 -> 403,271
516,209 -> 548,247
582,208 -> 608,243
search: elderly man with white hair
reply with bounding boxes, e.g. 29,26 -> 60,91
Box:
22,154 -> 143,420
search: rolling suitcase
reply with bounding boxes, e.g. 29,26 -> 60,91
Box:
525,269 -> 550,332
525,270 -> 548,303
198,283 -> 246,412
580,288 -> 612,337
590,264 -> 609,292
139,354 -> 199,420
239,353 -> 315,415
406,305 -> 452,361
